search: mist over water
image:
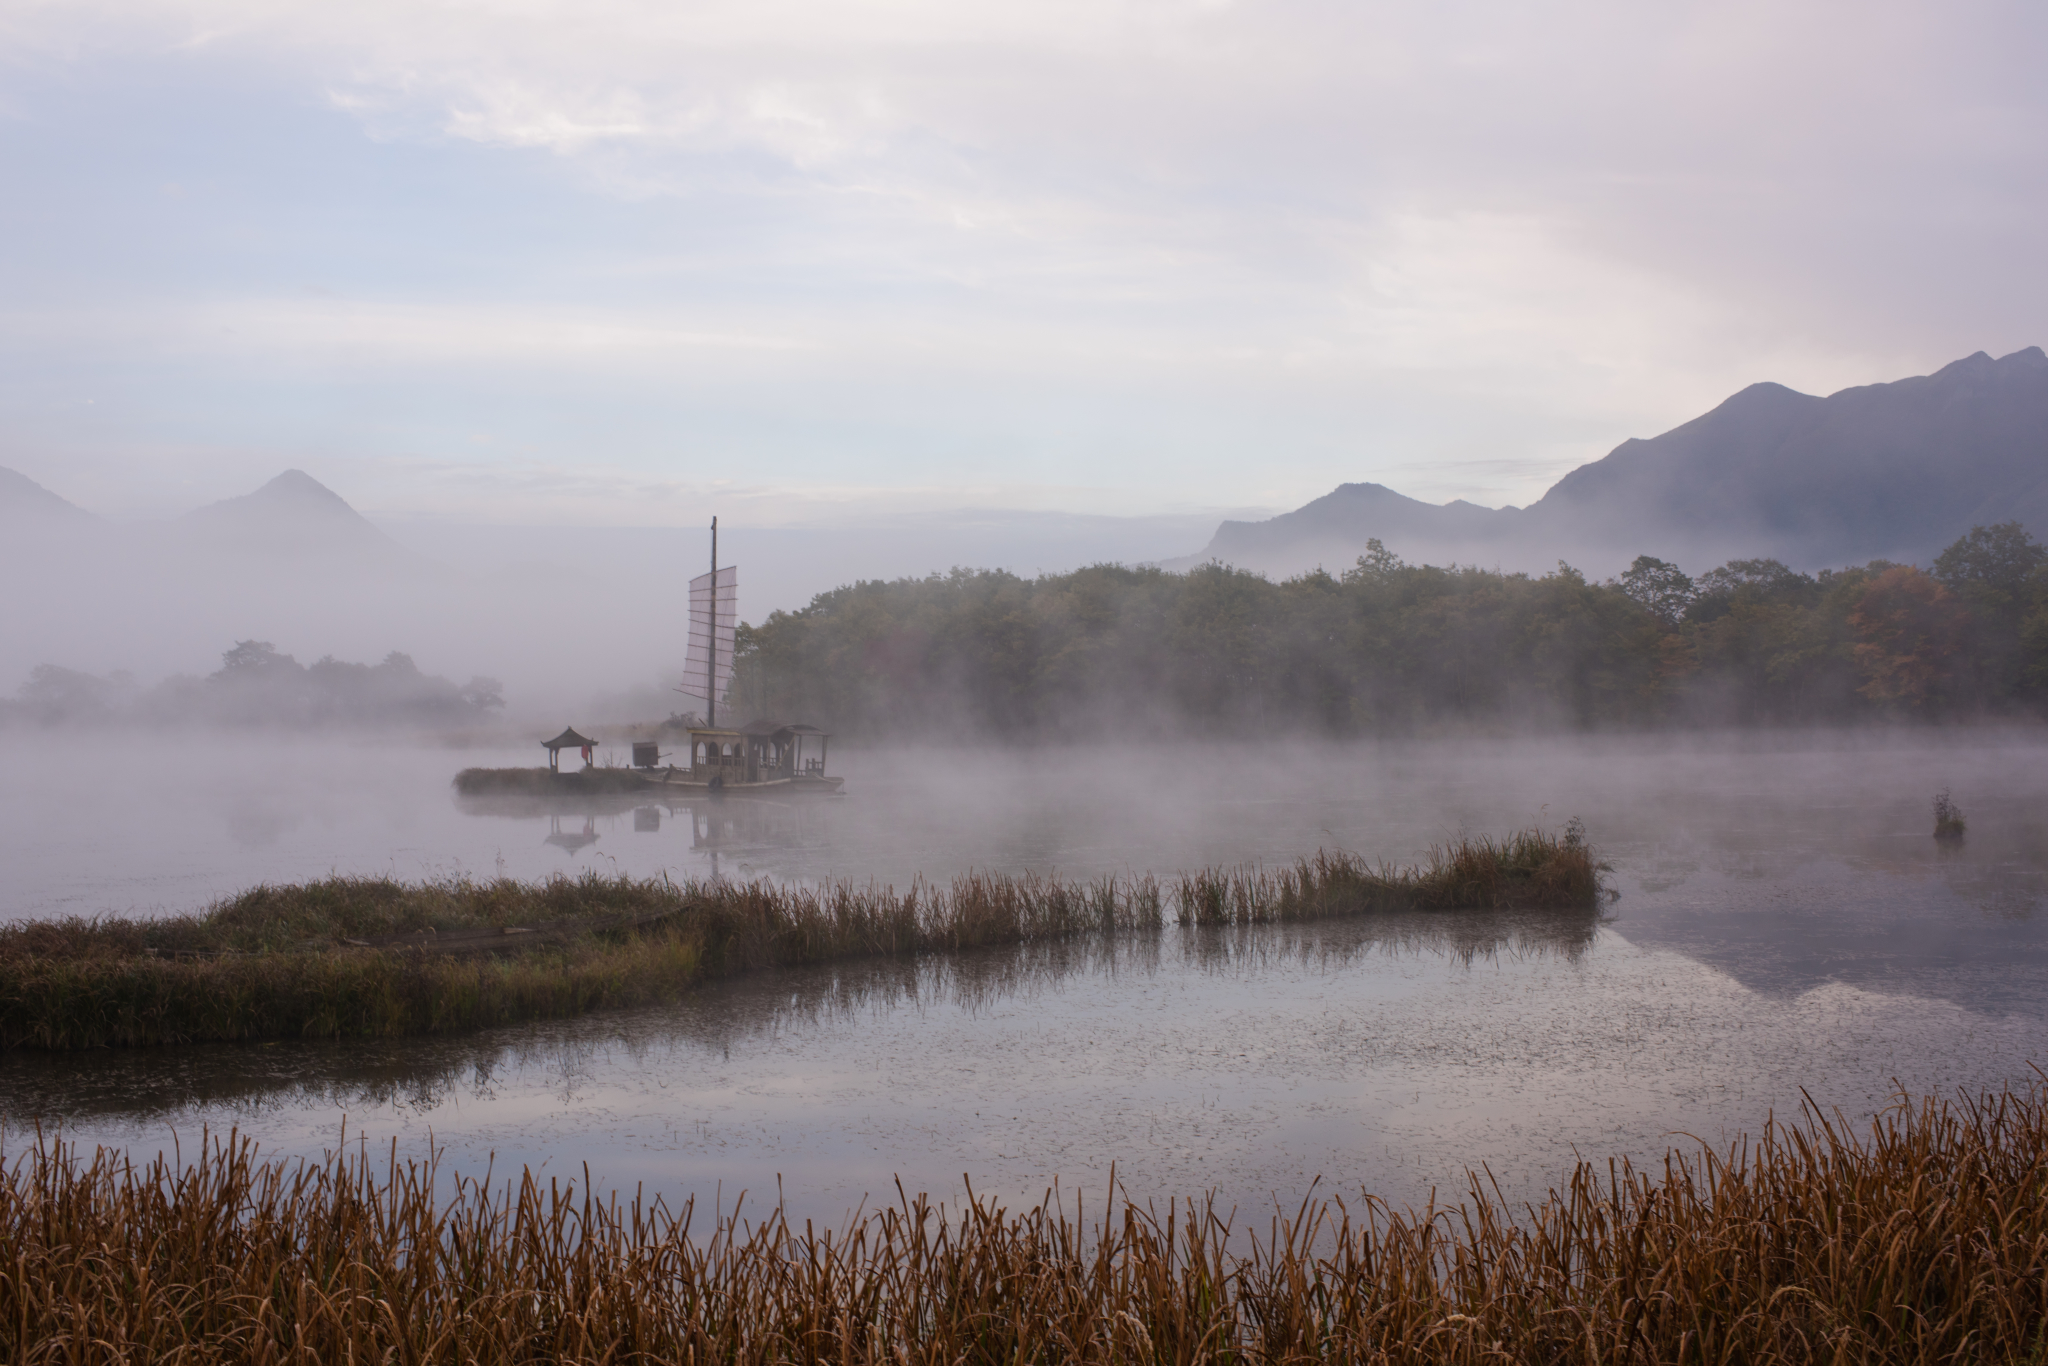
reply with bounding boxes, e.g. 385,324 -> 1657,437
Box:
3,728 -> 2046,1227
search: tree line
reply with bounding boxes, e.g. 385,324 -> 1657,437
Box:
729,523 -> 2048,736
2,641 -> 505,729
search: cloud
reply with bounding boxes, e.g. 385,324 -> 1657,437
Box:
2,0 -> 2044,523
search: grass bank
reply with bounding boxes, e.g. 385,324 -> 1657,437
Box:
453,766 -> 655,795
1177,823 -> 1603,926
4,1079 -> 2044,1364
0,827 -> 1601,1050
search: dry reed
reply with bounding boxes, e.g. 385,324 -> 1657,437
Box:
0,827 -> 1598,1049
0,870 -> 1162,1049
454,766 -> 656,795
1177,824 -> 1601,928
3,1077 -> 2044,1363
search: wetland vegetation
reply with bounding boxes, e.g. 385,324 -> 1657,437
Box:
454,766 -> 667,796
0,828 -> 1599,1049
4,1078 -> 2043,1364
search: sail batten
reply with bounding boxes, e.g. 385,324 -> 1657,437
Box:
685,564 -> 738,708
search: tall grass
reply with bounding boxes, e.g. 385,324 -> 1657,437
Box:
454,766 -> 655,795
4,1078 -> 2045,1363
0,827 -> 1598,1049
1177,823 -> 1602,927
0,870 -> 1163,1050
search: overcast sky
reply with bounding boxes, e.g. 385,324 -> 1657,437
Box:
3,0 -> 2042,527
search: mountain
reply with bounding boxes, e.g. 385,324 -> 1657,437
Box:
1531,347 -> 2048,566
1184,483 -> 1522,576
1169,347 -> 2048,577
179,469 -> 411,559
0,466 -> 92,523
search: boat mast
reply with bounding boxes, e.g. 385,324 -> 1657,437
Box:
707,515 -> 718,729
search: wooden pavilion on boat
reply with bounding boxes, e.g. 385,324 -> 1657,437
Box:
685,720 -> 831,786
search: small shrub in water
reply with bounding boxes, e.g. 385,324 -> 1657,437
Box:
1933,787 -> 1967,841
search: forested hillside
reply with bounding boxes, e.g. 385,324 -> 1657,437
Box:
733,524 -> 2048,736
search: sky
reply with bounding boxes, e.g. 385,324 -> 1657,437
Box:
2,0 -> 2044,531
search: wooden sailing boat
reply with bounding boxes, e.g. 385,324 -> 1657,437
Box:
655,517 -> 845,795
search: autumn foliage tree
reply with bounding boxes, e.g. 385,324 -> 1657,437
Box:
1848,567 -> 1968,707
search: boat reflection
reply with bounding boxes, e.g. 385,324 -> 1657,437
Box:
460,789 -> 830,861
0,907 -> 1603,1126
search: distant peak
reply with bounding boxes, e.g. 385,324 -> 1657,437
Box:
1998,345 -> 2047,369
250,469 -> 355,508
1933,351 -> 1996,378
1703,380 -> 1818,417
183,468 -> 390,547
183,468 -> 364,521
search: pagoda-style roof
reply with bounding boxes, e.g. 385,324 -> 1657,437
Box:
541,727 -> 598,751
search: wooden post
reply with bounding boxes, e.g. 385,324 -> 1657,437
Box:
707,516 -> 718,730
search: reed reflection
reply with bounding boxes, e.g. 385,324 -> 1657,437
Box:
0,908 -> 1598,1127
1177,906 -> 1603,976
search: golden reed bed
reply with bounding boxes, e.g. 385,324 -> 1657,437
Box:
4,1078 -> 2044,1363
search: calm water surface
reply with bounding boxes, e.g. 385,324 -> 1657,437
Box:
3,730 -> 2045,1222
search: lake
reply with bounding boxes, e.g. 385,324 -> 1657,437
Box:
3,728 -> 2045,1226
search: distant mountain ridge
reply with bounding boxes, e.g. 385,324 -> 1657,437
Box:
1186,482 -> 1526,573
0,465 -> 91,521
0,465 -> 412,559
1174,347 -> 2048,577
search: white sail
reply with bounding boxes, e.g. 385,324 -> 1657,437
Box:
685,564 -> 738,709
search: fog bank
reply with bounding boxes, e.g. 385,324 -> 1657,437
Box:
0,469 -> 1232,722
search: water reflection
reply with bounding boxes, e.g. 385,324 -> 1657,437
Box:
1607,839 -> 2048,1013
461,791 -> 833,864
0,907 -> 1602,1127
542,814 -> 600,855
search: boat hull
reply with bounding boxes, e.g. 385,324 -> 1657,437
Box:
453,766 -> 844,799
643,770 -> 845,796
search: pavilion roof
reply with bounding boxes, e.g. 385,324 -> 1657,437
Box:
739,719 -> 830,738
542,727 -> 598,750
